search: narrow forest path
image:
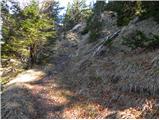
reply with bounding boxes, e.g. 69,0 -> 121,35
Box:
2,53 -> 113,119
4,70 -> 112,119
3,54 -> 156,119
2,31 -> 158,119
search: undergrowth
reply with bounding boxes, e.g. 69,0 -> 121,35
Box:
122,31 -> 159,50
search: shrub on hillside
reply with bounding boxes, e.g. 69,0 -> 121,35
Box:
122,31 -> 159,50
104,1 -> 159,26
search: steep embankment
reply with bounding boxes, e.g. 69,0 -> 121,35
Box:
56,12 -> 159,118
1,12 -> 159,119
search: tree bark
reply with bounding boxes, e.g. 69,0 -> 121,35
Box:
29,44 -> 35,68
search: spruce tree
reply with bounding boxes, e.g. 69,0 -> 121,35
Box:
63,0 -> 91,31
1,0 -> 56,68
88,1 -> 105,42
19,1 -> 56,67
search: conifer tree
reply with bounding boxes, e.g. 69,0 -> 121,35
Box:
63,2 -> 73,30
1,0 -> 56,68
104,1 -> 159,26
63,0 -> 92,31
87,1 -> 105,42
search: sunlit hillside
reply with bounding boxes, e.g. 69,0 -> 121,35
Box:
0,0 -> 159,119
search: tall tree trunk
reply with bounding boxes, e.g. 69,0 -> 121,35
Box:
29,44 -> 35,68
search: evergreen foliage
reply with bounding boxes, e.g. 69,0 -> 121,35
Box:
1,0 -> 56,68
40,0 -> 64,24
63,0 -> 92,31
122,31 -> 159,50
104,1 -> 159,26
105,1 -> 135,26
87,1 -> 105,42
139,1 -> 159,22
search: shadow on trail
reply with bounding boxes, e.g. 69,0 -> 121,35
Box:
1,53 -> 159,119
1,84 -> 38,119
1,81 -> 83,119
44,53 -> 159,118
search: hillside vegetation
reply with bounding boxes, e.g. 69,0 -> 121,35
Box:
1,0 -> 159,119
